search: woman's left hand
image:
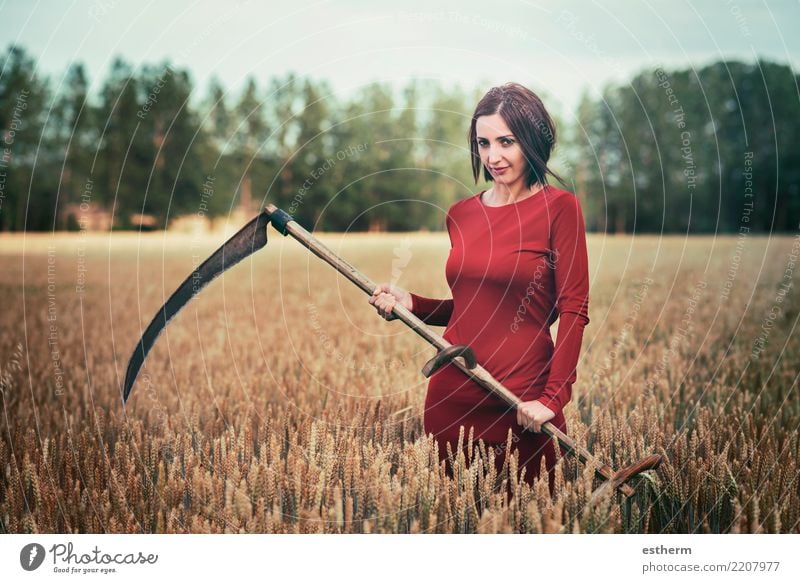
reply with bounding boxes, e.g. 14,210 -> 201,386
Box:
516,400 -> 556,433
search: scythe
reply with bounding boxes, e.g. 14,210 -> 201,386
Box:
123,204 -> 662,499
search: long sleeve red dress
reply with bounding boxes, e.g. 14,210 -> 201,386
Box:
409,185 -> 590,488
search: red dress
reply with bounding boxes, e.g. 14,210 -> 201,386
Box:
409,185 -> 590,487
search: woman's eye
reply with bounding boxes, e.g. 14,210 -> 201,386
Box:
477,139 -> 512,147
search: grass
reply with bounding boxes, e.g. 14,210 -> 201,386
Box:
0,231 -> 798,533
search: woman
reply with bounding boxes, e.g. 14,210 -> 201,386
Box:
369,82 -> 590,491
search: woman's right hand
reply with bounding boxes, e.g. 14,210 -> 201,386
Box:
368,283 -> 413,321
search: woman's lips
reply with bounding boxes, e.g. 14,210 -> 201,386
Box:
491,166 -> 509,174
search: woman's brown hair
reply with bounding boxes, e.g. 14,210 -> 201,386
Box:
469,82 -> 564,187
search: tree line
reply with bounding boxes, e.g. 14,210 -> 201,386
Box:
571,60 -> 800,233
1,44 -> 797,233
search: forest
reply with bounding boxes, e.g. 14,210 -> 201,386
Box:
1,44 -> 798,233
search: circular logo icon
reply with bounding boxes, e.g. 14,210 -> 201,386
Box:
20,543 -> 46,571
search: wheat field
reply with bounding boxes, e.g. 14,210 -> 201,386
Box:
1,229 -> 798,533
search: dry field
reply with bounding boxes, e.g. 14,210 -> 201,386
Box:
1,229 -> 798,533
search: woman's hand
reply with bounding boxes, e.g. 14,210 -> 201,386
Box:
368,283 -> 412,321
516,400 -> 556,433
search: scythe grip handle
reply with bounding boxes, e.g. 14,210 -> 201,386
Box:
422,344 -> 477,378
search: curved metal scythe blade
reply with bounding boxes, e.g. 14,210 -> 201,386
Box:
122,211 -> 271,403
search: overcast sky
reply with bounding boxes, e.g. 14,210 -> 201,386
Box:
2,0 -> 798,115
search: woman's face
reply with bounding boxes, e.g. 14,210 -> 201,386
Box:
475,113 -> 527,187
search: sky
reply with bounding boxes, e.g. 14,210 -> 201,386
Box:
1,0 -> 798,115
